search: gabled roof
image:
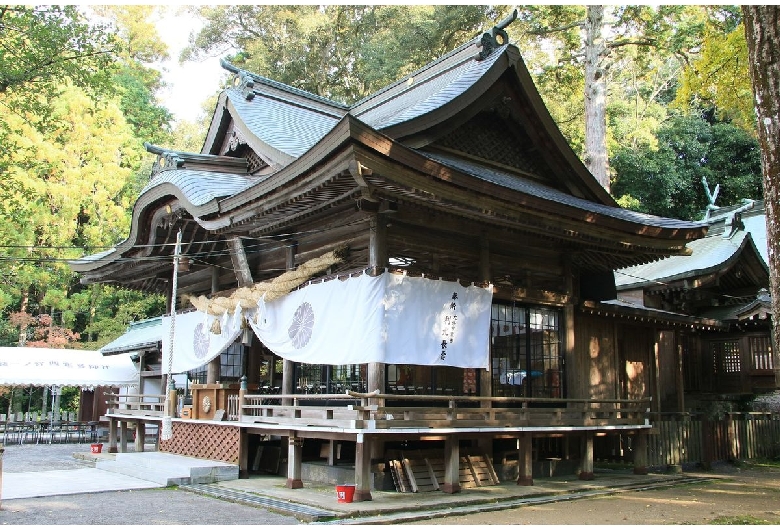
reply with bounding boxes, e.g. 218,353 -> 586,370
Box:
70,22 -> 708,288
100,317 -> 162,356
204,32 -> 617,205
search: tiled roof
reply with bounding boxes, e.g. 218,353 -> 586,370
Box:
614,231 -> 752,289
224,37 -> 504,158
225,88 -> 341,159
422,151 -> 705,230
139,169 -> 259,208
352,41 -> 505,129
100,317 -> 162,355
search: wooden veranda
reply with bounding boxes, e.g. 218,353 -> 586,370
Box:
104,385 -> 652,501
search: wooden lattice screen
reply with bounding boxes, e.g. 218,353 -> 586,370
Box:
158,422 -> 240,463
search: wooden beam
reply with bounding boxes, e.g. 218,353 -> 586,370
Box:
228,236 -> 254,287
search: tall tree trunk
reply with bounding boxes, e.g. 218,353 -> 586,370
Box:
742,6 -> 780,381
583,5 -> 610,191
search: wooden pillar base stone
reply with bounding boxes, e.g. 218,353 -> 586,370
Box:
285,478 -> 304,489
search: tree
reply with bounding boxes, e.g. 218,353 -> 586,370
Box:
742,6 -> 780,359
0,4 -> 172,350
0,5 -> 115,113
674,19 -> 754,133
183,5 -> 508,103
518,5 -> 709,192
611,114 -> 763,220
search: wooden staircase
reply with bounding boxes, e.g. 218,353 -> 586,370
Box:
388,449 -> 499,493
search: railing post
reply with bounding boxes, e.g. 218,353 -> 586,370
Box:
238,375 -> 247,422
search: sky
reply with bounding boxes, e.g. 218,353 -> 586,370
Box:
153,7 -> 228,124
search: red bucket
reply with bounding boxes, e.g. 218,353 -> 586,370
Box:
90,443 -> 103,454
335,484 -> 355,503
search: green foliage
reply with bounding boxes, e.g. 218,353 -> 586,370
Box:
0,5 -> 174,349
0,5 -> 116,103
674,22 -> 755,133
184,5 -> 509,103
611,114 -> 763,220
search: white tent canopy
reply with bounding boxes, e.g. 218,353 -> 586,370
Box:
0,347 -> 139,388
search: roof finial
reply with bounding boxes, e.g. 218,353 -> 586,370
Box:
477,8 -> 517,61
701,176 -> 720,221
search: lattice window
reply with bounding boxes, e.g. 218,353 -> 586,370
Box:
490,303 -> 563,398
712,340 -> 741,374
750,335 -> 773,370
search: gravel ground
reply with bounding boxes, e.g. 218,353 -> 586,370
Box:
0,443 -> 301,525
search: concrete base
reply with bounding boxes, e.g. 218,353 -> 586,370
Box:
286,478 -> 304,489
440,483 -> 461,494
95,452 -> 239,486
516,475 -> 534,486
353,489 -> 372,502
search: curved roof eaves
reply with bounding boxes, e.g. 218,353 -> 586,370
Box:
140,168 -> 258,209
422,151 -> 705,230
226,88 -> 341,159
614,231 -> 752,288
352,44 -> 505,130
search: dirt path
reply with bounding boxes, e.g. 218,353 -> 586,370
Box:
406,466 -> 780,525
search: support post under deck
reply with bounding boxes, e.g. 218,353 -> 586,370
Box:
354,434 -> 373,501
633,430 -> 648,475
108,418 -> 118,453
517,433 -> 534,486
442,435 -> 461,493
286,433 -> 303,489
579,432 -> 595,480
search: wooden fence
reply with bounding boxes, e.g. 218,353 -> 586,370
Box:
643,413 -> 780,467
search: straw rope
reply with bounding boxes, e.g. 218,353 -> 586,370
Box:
186,246 -> 347,317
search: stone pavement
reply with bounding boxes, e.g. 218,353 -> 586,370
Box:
1,446 -> 714,524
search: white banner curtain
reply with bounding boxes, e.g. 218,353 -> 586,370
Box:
0,347 -> 139,388
245,272 -> 493,368
162,308 -> 243,374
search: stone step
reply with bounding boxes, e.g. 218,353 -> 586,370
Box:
95,452 -> 239,486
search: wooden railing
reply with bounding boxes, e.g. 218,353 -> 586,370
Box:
106,393 -> 166,417
644,412 -> 780,467
239,391 -> 651,430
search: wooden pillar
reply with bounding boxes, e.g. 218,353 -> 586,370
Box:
478,236 -> 493,456
326,441 -> 338,466
238,428 -> 250,479
238,377 -> 249,478
676,337 -> 685,412
517,433 -> 534,486
108,418 -> 118,453
135,422 -> 145,452
579,432 -> 595,480
478,236 -> 491,401
208,266 -> 221,384
367,214 -> 387,397
442,435 -> 461,494
282,244 -> 297,406
354,433 -> 373,501
119,421 -> 128,453
286,433 -> 303,489
633,430 -> 648,475
367,214 -> 387,465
